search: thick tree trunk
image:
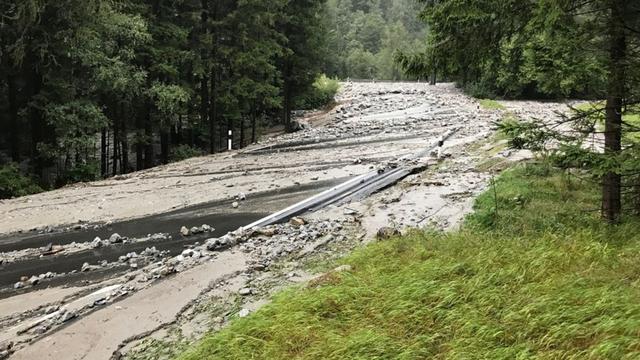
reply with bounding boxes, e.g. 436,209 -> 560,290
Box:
160,130 -> 169,164
283,80 -> 293,133
602,0 -> 626,223
240,118 -> 245,148
7,75 -> 20,161
144,102 -> 154,169
29,70 -> 46,180
201,75 -> 210,152
251,106 -> 257,144
112,112 -> 119,176
120,105 -> 129,174
101,128 -> 108,177
209,68 -> 217,153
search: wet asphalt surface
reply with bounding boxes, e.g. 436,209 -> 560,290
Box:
0,180 -> 341,295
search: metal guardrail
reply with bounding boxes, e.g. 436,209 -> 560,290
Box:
242,128 -> 459,230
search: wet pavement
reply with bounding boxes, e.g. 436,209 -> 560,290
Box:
0,179 -> 342,293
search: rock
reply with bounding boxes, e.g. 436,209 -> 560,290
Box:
237,193 -> 246,201
238,288 -> 252,296
343,208 -> 359,216
289,217 -> 306,226
232,201 -> 239,209
180,226 -> 190,237
205,238 -> 220,251
109,233 -> 123,244
81,262 -> 99,272
181,249 -> 196,258
190,226 -> 202,235
28,276 -> 40,286
376,227 -> 400,240
91,237 -> 103,248
334,265 -> 353,273
255,228 -> 276,237
201,224 -> 213,232
59,310 -> 77,323
13,282 -> 23,289
238,309 -> 250,318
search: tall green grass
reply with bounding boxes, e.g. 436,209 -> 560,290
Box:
177,164 -> 640,360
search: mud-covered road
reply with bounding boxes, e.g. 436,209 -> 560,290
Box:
0,82 -> 567,359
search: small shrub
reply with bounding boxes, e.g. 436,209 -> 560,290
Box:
478,99 -> 506,110
0,164 -> 43,199
296,74 -> 341,110
170,145 -> 204,162
464,82 -> 497,99
59,161 -> 100,185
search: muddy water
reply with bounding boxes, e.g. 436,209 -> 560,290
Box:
0,180 -> 342,293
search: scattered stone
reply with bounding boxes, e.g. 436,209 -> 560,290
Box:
190,226 -> 202,235
343,208 -> 359,216
376,227 -> 400,240
91,237 -> 103,249
58,310 -> 77,323
255,228 -> 276,237
289,217 -> 306,226
334,265 -> 353,273
238,288 -> 252,296
81,262 -> 100,272
180,226 -> 190,237
28,276 -> 40,286
13,282 -> 23,290
232,201 -> 239,209
109,233 -> 123,244
238,309 -> 250,318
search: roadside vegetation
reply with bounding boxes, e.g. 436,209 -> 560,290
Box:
176,162 -> 640,359
296,75 -> 341,110
0,164 -> 43,199
478,99 -> 506,111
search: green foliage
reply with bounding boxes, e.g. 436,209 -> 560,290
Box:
57,161 -> 101,185
398,0 -> 610,99
478,99 -> 505,110
177,164 -> 640,360
296,75 -> 341,110
0,164 -> 43,199
0,0 -> 328,185
323,0 -> 426,80
170,145 -> 204,162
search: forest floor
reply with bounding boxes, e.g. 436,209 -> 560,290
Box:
0,82 -> 573,359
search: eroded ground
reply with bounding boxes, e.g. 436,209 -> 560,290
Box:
0,82 -> 568,359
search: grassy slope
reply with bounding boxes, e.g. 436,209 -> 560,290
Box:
178,164 -> 640,360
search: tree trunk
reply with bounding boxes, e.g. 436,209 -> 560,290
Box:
601,0 -> 626,223
160,130 -> 169,164
136,110 -> 144,171
101,127 -> 108,177
251,106 -> 257,143
7,75 -> 20,162
209,68 -> 217,153
112,111 -> 119,176
29,70 -> 45,180
144,102 -> 154,169
120,104 -> 129,174
283,80 -> 293,133
240,118 -> 245,148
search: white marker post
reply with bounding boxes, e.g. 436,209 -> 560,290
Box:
228,130 -> 233,151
